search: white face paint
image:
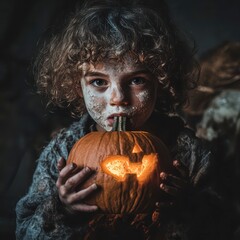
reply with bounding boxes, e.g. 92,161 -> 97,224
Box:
79,57 -> 158,131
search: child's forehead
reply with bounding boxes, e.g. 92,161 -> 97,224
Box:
82,56 -> 148,74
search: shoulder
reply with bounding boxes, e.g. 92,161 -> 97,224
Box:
153,112 -> 210,160
153,112 -> 212,186
175,127 -> 211,160
40,113 -> 94,160
156,113 -> 211,161
175,127 -> 212,186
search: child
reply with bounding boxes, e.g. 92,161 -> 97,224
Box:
16,0 -> 214,239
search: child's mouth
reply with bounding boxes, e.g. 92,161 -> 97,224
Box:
107,117 -> 115,126
107,114 -> 134,131
107,114 -> 128,126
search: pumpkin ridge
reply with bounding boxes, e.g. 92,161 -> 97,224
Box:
119,131 -> 125,156
114,132 -> 121,213
128,181 -> 139,213
143,133 -> 156,153
134,133 -> 146,214
116,132 -> 125,213
104,132 -> 114,213
124,175 -> 136,213
102,164 -> 108,213
132,181 -> 144,213
129,132 -> 137,162
121,181 -> 126,213
123,132 -> 129,213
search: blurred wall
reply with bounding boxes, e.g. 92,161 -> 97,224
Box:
168,0 -> 240,55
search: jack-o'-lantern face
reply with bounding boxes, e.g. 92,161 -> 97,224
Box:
67,126 -> 172,214
101,143 -> 158,182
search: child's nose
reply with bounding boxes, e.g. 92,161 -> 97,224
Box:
110,88 -> 129,106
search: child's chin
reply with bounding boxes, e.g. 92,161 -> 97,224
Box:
103,125 -> 113,132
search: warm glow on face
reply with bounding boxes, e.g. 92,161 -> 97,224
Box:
101,153 -> 158,182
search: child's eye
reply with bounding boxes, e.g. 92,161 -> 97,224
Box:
130,77 -> 146,85
90,79 -> 108,87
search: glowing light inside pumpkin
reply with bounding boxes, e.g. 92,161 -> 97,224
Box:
101,153 -> 158,182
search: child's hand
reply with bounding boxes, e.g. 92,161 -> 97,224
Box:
152,160 -> 191,223
159,160 -> 190,198
56,157 -> 98,215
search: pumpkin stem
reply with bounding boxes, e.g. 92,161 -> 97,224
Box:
112,116 -> 126,131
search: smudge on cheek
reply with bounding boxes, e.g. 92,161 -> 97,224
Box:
82,86 -> 112,130
126,89 -> 155,128
135,90 -> 153,114
136,90 -> 150,104
136,91 -> 150,102
84,89 -> 103,120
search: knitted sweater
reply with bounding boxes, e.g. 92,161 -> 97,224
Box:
16,113 -> 214,240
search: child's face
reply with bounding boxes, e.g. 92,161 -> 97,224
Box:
79,56 -> 159,131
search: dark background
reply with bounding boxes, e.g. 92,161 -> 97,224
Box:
0,0 -> 240,238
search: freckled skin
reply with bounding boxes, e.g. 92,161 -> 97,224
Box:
79,57 -> 159,131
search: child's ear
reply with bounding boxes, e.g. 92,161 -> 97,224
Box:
76,85 -> 83,98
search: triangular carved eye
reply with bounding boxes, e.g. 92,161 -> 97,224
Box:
132,143 -> 143,153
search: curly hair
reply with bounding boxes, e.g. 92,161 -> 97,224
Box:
34,0 -> 197,116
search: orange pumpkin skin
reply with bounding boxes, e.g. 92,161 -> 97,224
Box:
67,131 -> 171,214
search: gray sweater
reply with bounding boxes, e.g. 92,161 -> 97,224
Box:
16,113 -> 212,240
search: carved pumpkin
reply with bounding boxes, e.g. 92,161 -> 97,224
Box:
67,117 -> 171,214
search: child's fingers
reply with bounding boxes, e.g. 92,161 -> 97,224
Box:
57,157 -> 66,172
72,183 -> 98,202
63,184 -> 98,213
160,183 -> 179,197
173,160 -> 189,178
64,167 -> 92,191
155,201 -> 174,209
73,203 -> 98,213
56,163 -> 77,187
152,201 -> 174,222
160,172 -> 187,189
